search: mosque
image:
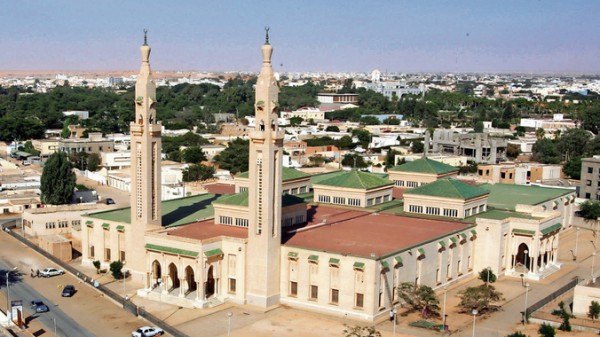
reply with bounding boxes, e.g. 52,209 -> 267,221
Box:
81,32 -> 575,321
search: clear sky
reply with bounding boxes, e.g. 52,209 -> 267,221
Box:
2,0 -> 599,74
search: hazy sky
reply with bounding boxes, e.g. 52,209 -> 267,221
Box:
2,1 -> 599,74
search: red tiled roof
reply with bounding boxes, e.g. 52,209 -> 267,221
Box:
167,219 -> 247,241
284,205 -> 469,258
203,183 -> 235,195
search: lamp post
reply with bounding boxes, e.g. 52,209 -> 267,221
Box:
574,227 -> 580,261
471,309 -> 478,337
520,273 -> 525,287
592,252 -> 597,283
53,316 -> 57,337
227,312 -> 233,337
5,267 -> 17,323
442,286 -> 447,333
523,283 -> 530,326
392,306 -> 397,337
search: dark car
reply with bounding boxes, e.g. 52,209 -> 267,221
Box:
62,285 -> 75,297
105,198 -> 115,205
30,300 -> 49,313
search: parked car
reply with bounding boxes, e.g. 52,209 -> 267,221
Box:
30,300 -> 49,313
105,198 -> 115,205
61,285 -> 75,297
131,326 -> 164,337
39,268 -> 65,278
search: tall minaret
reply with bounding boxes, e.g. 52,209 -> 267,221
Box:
128,30 -> 162,276
245,28 -> 284,308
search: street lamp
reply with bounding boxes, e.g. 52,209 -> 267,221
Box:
227,312 -> 233,337
574,227 -> 580,261
471,309 -> 478,337
442,286 -> 447,333
523,283 -> 530,326
392,306 -> 397,337
5,267 -> 17,323
520,273 -> 525,287
592,252 -> 597,283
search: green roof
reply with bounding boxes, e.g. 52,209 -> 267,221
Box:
381,261 -> 390,269
313,170 -> 393,190
471,209 -> 540,221
214,191 -> 249,206
308,255 -> 319,261
541,223 -> 562,235
480,184 -> 574,211
214,191 -> 305,208
102,223 -> 110,228
512,228 -> 535,235
353,262 -> 365,269
288,251 -> 299,258
471,229 -> 477,235
236,167 -> 310,181
438,240 -> 446,247
417,248 -> 425,255
394,256 -> 403,264
85,220 -> 93,225
204,248 -> 223,257
145,244 -> 199,257
116,225 -> 125,231
459,233 -> 467,239
87,194 -> 218,228
389,157 -> 458,175
450,237 -> 458,243
329,258 -> 340,265
404,179 -> 489,200
310,170 -> 388,186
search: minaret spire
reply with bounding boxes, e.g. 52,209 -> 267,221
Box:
264,26 -> 270,45
143,29 -> 148,46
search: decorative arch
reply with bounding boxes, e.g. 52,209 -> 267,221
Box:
185,265 -> 196,294
152,259 -> 161,288
205,265 -> 215,298
516,243 -> 531,270
168,262 -> 180,291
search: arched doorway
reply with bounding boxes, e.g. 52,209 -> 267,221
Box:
516,243 -> 530,270
185,266 -> 196,295
168,263 -> 180,291
152,260 -> 161,288
205,265 -> 215,298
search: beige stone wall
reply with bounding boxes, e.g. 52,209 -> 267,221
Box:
573,285 -> 600,317
23,204 -> 98,238
280,229 -> 476,321
403,194 -> 488,218
313,184 -> 393,208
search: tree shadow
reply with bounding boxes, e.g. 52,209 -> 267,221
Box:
0,268 -> 24,289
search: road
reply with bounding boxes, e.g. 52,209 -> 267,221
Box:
0,260 -> 95,337
0,230 -> 154,337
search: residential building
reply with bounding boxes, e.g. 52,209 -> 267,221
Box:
579,157 -> 600,200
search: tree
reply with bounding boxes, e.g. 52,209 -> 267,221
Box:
342,325 -> 381,337
531,139 -> 561,164
562,157 -> 582,179
183,164 -> 215,182
556,128 -> 592,162
535,128 -> 545,140
325,125 -> 340,132
579,200 -> 600,221
182,146 -> 207,164
21,141 -> 41,156
474,121 -> 484,133
93,260 -> 101,274
506,144 -> 521,159
341,153 -> 369,169
411,140 -> 424,154
109,260 -> 124,279
538,323 -> 555,337
397,282 -> 440,317
505,332 -> 528,337
87,153 -> 101,171
40,152 -> 76,205
289,116 -> 303,126
457,284 -> 504,313
213,138 -> 249,174
308,155 -> 325,167
589,300 -> 600,321
479,268 -> 497,285
551,301 -> 572,331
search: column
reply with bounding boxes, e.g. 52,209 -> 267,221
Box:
179,278 -> 185,297
162,276 -> 168,294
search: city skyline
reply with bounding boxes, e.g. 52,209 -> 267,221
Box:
2,0 -> 600,74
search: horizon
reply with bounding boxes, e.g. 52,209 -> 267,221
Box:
2,1 -> 600,74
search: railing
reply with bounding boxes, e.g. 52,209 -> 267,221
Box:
4,229 -> 188,337
527,277 -> 579,314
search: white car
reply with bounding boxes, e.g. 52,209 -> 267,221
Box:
131,326 -> 164,337
39,267 -> 65,278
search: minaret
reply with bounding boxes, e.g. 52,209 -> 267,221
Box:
128,30 -> 162,276
245,28 -> 284,308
